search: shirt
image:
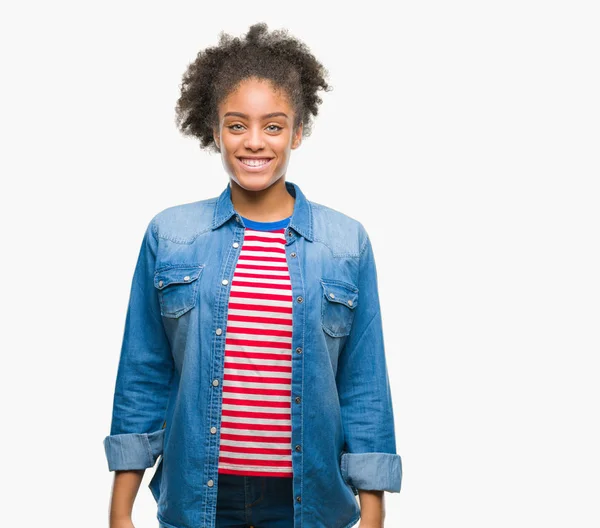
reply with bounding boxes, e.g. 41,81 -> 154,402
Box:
103,180 -> 402,528
218,216 -> 294,478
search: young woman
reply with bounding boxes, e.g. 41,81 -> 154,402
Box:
104,23 -> 402,528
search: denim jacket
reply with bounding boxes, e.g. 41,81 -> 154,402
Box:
103,180 -> 402,528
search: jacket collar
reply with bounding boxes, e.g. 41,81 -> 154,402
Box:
212,180 -> 314,242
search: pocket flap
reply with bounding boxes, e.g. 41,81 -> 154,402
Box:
320,279 -> 358,309
154,266 -> 203,289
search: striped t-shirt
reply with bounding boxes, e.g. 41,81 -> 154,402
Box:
217,215 -> 294,478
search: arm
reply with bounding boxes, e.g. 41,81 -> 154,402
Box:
336,227 -> 402,519
358,489 -> 385,527
103,217 -> 174,519
109,470 -> 143,528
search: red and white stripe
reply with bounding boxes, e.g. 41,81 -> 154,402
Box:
217,227 -> 294,478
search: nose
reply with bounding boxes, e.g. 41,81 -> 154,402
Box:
244,126 -> 265,151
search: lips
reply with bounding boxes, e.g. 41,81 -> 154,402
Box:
239,157 -> 273,165
237,157 -> 274,172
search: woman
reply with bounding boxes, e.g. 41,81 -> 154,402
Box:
104,23 -> 402,528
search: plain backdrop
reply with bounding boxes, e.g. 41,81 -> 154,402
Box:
1,1 -> 599,527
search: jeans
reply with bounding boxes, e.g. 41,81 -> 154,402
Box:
215,473 -> 294,528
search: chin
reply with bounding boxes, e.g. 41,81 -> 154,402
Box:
234,173 -> 281,191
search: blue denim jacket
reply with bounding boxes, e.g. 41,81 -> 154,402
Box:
103,180 -> 402,528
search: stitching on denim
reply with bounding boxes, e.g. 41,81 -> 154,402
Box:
358,231 -> 370,258
320,278 -> 359,294
204,230 -> 238,526
339,228 -> 377,344
156,225 -> 213,244
151,198 -> 219,244
295,240 -> 306,527
150,216 -> 159,241
310,201 -> 363,252
306,193 -> 313,240
343,452 -> 401,493
153,265 -> 204,318
320,279 -> 358,337
321,303 -> 354,337
347,307 -> 380,353
311,237 -> 361,258
143,433 -> 153,467
155,263 -> 204,273
156,280 -> 201,318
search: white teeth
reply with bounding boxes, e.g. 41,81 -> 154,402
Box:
240,158 -> 271,167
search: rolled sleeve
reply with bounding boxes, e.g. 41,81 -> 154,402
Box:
103,216 -> 174,472
341,452 -> 402,493
336,226 -> 402,493
103,428 -> 165,471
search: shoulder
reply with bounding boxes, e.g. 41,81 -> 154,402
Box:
149,197 -> 218,244
309,200 -> 368,258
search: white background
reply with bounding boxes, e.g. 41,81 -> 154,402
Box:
2,1 -> 599,526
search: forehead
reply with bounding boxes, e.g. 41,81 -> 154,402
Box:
219,78 -> 292,116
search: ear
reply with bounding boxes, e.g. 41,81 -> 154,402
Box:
291,121 -> 303,150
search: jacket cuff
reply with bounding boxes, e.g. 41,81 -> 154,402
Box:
341,452 -> 402,492
103,428 -> 165,471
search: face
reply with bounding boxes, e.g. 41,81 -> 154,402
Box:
213,77 -> 303,192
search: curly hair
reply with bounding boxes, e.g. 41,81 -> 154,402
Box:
175,22 -> 332,153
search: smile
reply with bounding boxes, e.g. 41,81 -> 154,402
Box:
237,157 -> 274,172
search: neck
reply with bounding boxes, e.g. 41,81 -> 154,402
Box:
230,178 -> 295,221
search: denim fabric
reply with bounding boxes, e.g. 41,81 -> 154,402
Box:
215,473 -> 294,527
103,180 -> 402,528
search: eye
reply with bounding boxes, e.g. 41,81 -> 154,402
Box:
266,124 -> 283,132
227,124 -> 244,131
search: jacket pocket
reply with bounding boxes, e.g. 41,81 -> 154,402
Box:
320,278 -> 359,337
154,265 -> 204,318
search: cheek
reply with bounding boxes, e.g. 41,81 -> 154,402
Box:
272,136 -> 293,154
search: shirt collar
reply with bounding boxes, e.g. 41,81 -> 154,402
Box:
211,180 -> 314,242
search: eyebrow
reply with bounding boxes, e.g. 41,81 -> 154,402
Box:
223,111 -> 289,119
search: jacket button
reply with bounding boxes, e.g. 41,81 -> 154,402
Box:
210,426 -> 217,434
296,495 -> 302,503
295,396 -> 301,404
296,296 -> 303,303
183,276 -> 190,281
235,215 -> 240,222
222,279 -> 229,285
212,379 -> 219,386
329,293 -> 335,299
232,242 -> 239,248
347,300 -> 353,306
216,328 -> 222,335
295,444 -> 301,452
290,252 -> 297,258
288,230 -> 292,237
158,280 -> 164,288
295,347 -> 302,354
207,479 -> 214,487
